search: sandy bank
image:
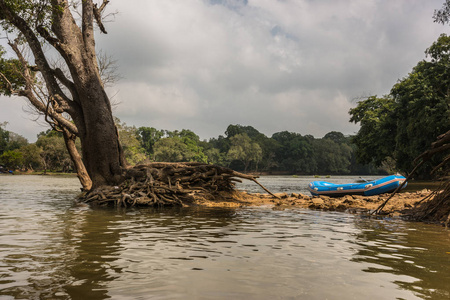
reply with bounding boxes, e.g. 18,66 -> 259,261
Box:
192,189 -> 434,218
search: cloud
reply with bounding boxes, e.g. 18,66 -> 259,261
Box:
1,0 -> 446,141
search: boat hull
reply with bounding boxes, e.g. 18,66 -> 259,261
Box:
308,175 -> 407,197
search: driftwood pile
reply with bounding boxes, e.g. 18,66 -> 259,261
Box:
375,130 -> 450,224
408,130 -> 450,224
80,162 -> 276,207
409,180 -> 450,225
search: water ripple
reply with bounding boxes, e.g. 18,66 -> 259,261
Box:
0,176 -> 449,299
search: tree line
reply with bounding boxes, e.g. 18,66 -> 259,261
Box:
1,119 -> 387,175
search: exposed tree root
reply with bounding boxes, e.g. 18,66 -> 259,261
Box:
79,162 -> 278,207
406,180 -> 450,224
374,130 -> 449,224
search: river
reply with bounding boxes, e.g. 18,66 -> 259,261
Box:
0,175 -> 449,299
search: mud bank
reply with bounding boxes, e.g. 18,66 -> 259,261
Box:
192,189 -> 434,218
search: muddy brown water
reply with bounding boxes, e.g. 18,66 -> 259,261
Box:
0,175 -> 449,299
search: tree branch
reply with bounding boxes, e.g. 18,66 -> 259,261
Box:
81,0 -> 96,45
0,1 -> 71,103
7,39 -> 79,135
93,0 -> 110,34
52,67 -> 79,102
0,71 -> 17,94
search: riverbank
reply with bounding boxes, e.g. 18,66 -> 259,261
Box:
6,172 -> 445,224
191,189 -> 441,221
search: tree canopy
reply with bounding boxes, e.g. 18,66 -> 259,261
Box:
349,34 -> 450,177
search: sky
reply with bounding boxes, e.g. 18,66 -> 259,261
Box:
0,0 -> 448,142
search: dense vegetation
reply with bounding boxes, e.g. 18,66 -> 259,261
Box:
1,121 -> 384,175
349,34 -> 450,178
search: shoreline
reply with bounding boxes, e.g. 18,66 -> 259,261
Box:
5,172 -> 445,224
191,189 -> 440,222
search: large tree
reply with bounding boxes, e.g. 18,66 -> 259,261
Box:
0,0 -> 125,189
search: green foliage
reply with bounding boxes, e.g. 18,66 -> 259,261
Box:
204,147 -> 227,165
0,47 -> 27,96
137,126 -> 164,157
1,120 -> 386,174
349,34 -> 450,177
323,131 -> 347,144
6,131 -> 28,150
153,137 -> 190,162
0,149 -> 23,169
434,0 -> 450,25
0,121 -> 9,155
150,129 -> 208,163
272,131 -> 314,173
36,135 -> 72,172
115,118 -> 147,165
312,138 -> 352,174
349,95 -> 397,166
225,124 -> 264,139
0,122 -> 28,155
0,0 -> 53,32
207,135 -> 230,153
18,143 -> 42,170
37,129 -> 62,139
227,133 -> 262,172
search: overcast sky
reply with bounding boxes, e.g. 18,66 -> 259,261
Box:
0,0 -> 447,142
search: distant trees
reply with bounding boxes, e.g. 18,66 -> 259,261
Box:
0,120 -> 385,175
18,144 -> 42,171
0,122 -> 27,170
137,127 -> 164,159
349,96 -> 397,166
36,134 -> 72,173
0,150 -> 23,169
272,131 -> 312,173
0,122 -> 10,155
115,119 -> 146,166
350,34 -> 450,177
227,133 -> 262,172
153,129 -> 207,163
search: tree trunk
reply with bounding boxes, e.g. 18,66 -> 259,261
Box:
49,0 -> 124,188
0,0 -> 125,189
62,128 -> 92,191
73,85 -> 123,188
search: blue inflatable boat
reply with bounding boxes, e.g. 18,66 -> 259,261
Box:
308,175 -> 407,197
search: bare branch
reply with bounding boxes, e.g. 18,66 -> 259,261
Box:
6,38 -> 79,135
97,50 -> 121,87
0,71 -> 17,94
97,0 -> 110,14
93,1 -> 109,34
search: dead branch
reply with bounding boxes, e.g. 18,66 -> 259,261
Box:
374,130 -> 449,216
81,162 -> 278,207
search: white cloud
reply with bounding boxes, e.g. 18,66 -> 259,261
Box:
1,0 -> 446,141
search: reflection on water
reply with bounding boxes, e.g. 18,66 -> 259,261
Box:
352,219 -> 450,300
0,175 -> 449,299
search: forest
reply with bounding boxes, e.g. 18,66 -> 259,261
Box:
0,121 -> 383,176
